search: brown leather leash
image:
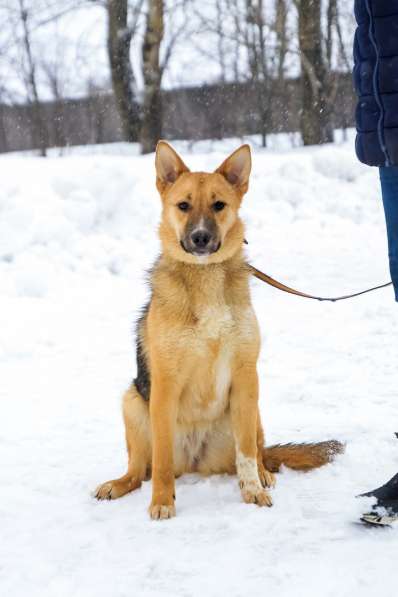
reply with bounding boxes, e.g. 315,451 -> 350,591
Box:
249,265 -> 393,302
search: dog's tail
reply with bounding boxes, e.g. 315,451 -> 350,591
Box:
263,440 -> 344,472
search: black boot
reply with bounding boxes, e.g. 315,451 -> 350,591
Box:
359,473 -> 398,526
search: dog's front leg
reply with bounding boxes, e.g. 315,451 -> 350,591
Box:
230,365 -> 272,507
148,371 -> 178,520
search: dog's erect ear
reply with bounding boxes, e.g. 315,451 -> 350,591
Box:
215,145 -> 251,191
155,141 -> 190,189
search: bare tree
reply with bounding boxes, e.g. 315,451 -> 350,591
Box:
0,0 -> 357,154
274,0 -> 288,81
0,0 -> 93,153
140,0 -> 164,154
192,0 -> 294,147
107,0 -> 143,142
215,0 -> 228,82
326,0 -> 336,68
244,0 -> 273,147
0,92 -> 9,153
297,0 -> 333,145
18,0 -> 49,155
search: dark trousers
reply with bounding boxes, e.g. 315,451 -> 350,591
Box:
379,167 -> 398,301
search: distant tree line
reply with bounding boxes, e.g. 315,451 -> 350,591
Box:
0,1 -> 356,155
0,75 -> 355,154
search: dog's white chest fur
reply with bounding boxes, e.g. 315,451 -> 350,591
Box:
196,304 -> 234,339
214,344 -> 232,404
181,344 -> 232,423
178,304 -> 234,424
199,305 -> 233,413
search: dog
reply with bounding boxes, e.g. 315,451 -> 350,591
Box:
95,142 -> 343,519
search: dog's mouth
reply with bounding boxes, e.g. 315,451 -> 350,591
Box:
180,240 -> 221,257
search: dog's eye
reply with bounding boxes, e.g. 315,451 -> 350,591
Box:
177,201 -> 191,212
212,201 -> 226,212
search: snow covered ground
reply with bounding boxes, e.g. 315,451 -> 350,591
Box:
1,137 -> 398,597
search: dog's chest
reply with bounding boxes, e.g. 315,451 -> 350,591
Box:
195,303 -> 235,340
179,346 -> 232,424
178,304 -> 236,423
194,304 -> 235,406
212,342 -> 232,407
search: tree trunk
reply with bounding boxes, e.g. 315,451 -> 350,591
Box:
245,0 -> 270,148
326,0 -> 337,68
107,0 -> 140,142
19,0 -> 48,156
275,0 -> 288,81
140,0 -> 164,154
0,105 -> 8,153
298,0 -> 333,145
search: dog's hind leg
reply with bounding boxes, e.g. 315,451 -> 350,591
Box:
95,387 -> 151,500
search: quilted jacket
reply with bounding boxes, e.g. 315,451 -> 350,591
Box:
354,0 -> 398,166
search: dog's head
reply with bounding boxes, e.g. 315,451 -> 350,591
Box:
155,142 -> 251,264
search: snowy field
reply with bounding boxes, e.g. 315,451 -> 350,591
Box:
1,137 -> 398,596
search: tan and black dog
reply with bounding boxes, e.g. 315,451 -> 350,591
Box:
95,142 -> 343,519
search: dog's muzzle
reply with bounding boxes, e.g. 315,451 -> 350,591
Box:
180,216 -> 221,256
180,228 -> 221,256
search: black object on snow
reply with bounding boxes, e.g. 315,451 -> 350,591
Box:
360,472 -> 398,503
359,472 -> 398,526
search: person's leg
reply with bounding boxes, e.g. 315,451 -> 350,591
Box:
379,167 -> 398,301
359,472 -> 398,526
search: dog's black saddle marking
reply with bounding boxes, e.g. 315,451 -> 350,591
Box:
133,303 -> 151,401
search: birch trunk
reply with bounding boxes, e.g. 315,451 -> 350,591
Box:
140,0 -> 164,154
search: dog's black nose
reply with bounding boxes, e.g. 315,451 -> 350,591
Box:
191,230 -> 211,248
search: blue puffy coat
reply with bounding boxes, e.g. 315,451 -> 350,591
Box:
354,0 -> 398,167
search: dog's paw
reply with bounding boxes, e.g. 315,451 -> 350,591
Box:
149,503 -> 176,520
94,477 -> 141,500
258,463 -> 276,489
240,482 -> 273,507
94,481 -> 121,500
